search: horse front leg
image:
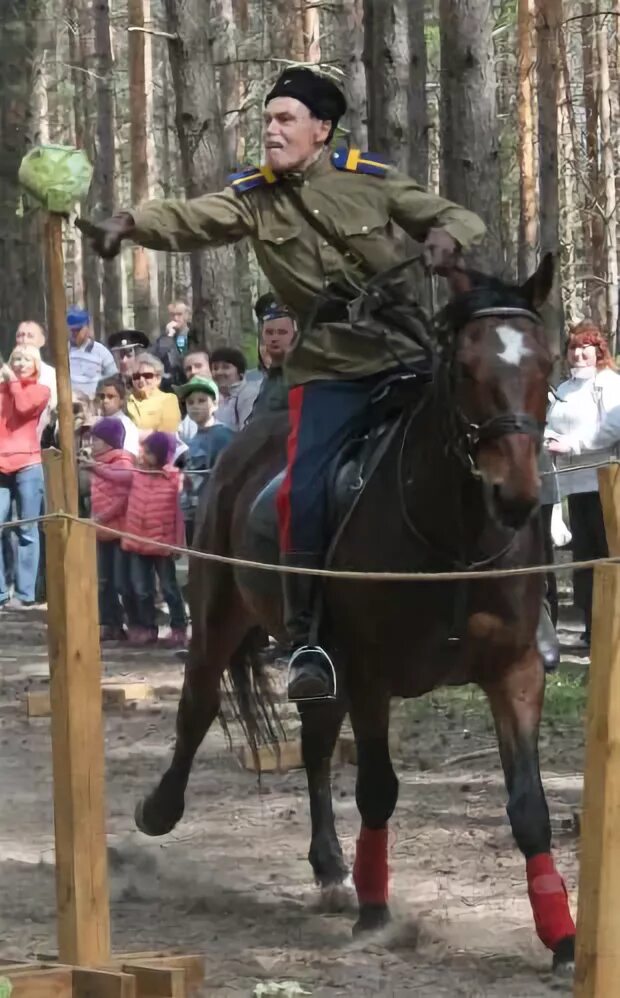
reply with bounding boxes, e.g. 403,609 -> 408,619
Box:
484,648 -> 576,973
135,597 -> 253,836
299,698 -> 350,903
349,682 -> 398,934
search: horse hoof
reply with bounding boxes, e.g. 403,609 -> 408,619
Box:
552,935 -> 575,976
134,793 -> 184,837
319,875 -> 356,913
352,903 -> 391,937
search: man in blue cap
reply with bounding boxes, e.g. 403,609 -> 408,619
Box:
67,306 -> 117,398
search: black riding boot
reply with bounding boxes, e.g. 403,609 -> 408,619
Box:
537,601 -> 560,673
282,554 -> 336,701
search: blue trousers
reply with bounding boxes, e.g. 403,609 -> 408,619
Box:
277,377 -> 382,555
128,553 -> 187,631
0,464 -> 45,603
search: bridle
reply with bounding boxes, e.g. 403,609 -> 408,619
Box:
438,305 -> 546,476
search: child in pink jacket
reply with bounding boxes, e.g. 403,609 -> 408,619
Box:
122,431 -> 187,647
87,418 -> 136,641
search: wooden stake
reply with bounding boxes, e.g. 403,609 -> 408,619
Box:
574,465 -> 620,995
44,213 -> 78,517
44,452 -> 111,965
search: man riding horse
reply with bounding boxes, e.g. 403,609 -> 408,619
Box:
82,68 -> 489,700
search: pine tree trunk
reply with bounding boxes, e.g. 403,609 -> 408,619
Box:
321,0 -> 367,148
581,1 -> 605,325
93,0 -> 123,334
408,0 -> 428,185
363,0 -> 410,171
535,0 -> 563,354
439,0 -> 503,273
129,0 -> 157,334
597,16 -> 618,346
165,0 -> 241,347
0,0 -> 46,353
517,0 -> 537,281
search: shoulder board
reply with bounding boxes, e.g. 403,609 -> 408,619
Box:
331,148 -> 389,177
228,164 -> 278,195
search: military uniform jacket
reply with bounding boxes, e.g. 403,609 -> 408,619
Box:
131,150 -> 486,387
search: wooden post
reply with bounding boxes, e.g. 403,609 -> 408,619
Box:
574,466 -> 620,995
44,213 -> 78,516
43,398 -> 111,965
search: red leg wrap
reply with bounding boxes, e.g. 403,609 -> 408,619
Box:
526,853 -> 576,950
353,825 -> 389,906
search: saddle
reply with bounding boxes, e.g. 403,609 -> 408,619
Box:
246,371 -> 426,558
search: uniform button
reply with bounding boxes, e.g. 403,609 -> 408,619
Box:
276,237 -> 283,244
322,240 -> 328,247
361,224 -> 368,233
313,208 -> 320,215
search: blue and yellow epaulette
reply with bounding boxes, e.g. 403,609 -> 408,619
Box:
228,164 -> 278,195
331,148 -> 390,177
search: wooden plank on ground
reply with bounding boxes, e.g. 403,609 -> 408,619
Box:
26,683 -> 154,717
121,963 -> 186,997
574,562 -> 620,997
73,967 -> 137,998
112,955 -> 204,992
3,966 -> 73,997
241,739 -> 303,772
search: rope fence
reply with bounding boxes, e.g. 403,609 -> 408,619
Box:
2,509 -> 619,582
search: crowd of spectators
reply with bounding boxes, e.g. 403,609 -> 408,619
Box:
2,295 -> 619,658
0,296 -> 293,648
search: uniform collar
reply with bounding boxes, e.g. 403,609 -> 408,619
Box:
280,148 -> 332,185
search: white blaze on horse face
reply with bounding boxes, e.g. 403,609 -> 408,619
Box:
496,324 -> 533,366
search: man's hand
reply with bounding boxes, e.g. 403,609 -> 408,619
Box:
423,228 -> 462,275
76,213 -> 135,260
546,436 -> 573,455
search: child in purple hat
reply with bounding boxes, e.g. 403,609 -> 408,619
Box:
85,417 -> 137,641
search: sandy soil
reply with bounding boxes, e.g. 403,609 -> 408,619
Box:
0,603 -> 587,996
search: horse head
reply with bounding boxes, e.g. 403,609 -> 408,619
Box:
439,254 -> 554,530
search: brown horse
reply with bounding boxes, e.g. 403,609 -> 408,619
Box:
136,256 -> 575,973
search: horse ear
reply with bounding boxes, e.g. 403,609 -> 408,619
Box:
447,266 -> 473,297
521,253 -> 555,310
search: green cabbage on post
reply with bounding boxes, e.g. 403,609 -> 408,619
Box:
18,145 -> 93,213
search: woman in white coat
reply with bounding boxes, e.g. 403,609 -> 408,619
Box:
546,321 -> 620,645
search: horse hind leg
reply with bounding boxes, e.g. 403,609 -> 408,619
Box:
349,686 -> 398,934
135,596 -> 253,836
484,649 -> 576,973
299,698 -> 351,905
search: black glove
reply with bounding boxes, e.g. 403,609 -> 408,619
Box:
75,212 -> 135,259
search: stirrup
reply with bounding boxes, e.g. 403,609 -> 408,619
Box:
287,645 -> 337,702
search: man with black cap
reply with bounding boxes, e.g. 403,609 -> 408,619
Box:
108,328 -> 150,386
79,66 -> 486,702
250,293 -> 296,420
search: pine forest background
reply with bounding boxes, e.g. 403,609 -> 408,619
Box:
0,0 -> 619,366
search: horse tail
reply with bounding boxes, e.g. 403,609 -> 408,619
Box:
220,626 -> 285,768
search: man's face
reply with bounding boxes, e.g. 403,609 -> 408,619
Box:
184,353 -> 211,379
212,361 -> 240,390
169,304 -> 189,330
186,391 -> 217,426
16,321 -> 45,350
261,317 -> 296,364
263,97 -> 331,173
69,323 -> 90,347
114,346 -> 138,377
96,385 -> 123,416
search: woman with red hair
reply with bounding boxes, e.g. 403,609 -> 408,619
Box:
546,321 -> 620,647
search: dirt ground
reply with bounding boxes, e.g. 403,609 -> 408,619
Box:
0,595 -> 588,997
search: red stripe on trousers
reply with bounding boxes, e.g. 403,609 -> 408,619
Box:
277,385 -> 305,553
